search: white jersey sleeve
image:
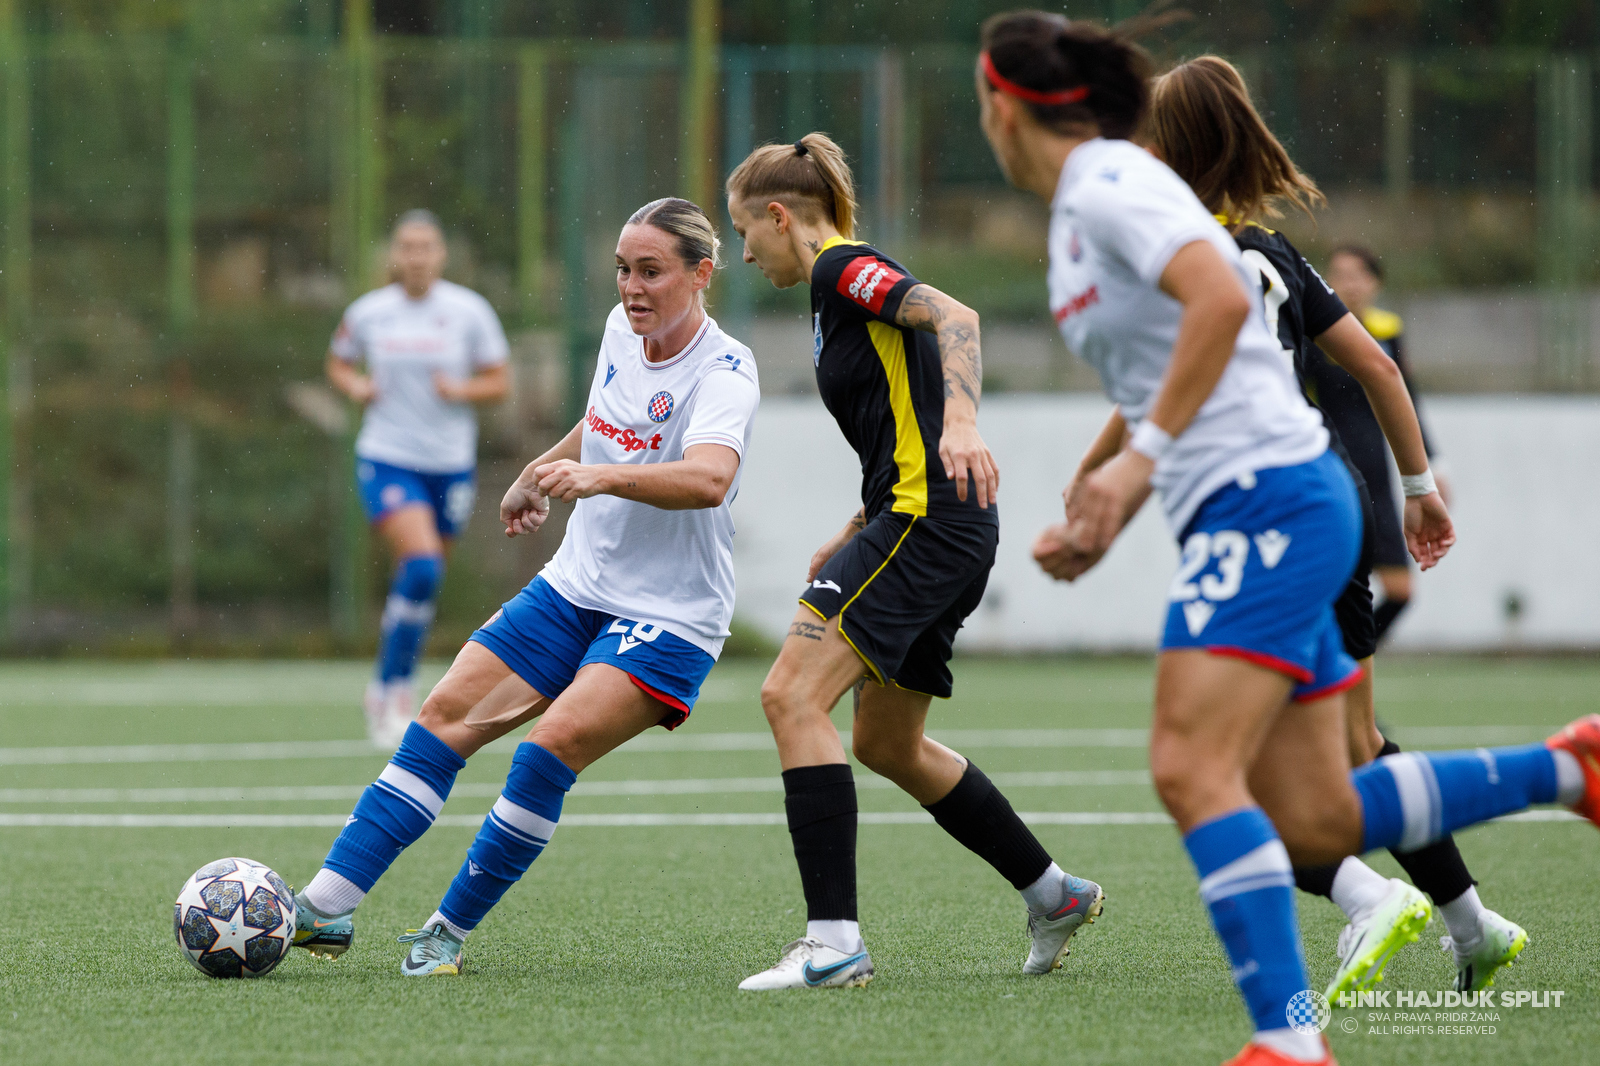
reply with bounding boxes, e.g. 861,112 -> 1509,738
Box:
1075,173 -> 1219,286
464,291 -> 510,368
681,367 -> 759,457
329,293 -> 375,362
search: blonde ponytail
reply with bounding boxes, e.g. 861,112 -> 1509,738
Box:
726,132 -> 859,239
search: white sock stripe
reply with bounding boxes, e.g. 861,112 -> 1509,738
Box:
1386,752 -> 1440,851
382,594 -> 437,627
376,763 -> 445,820
489,795 -> 556,846
487,810 -> 549,848
1197,839 -> 1293,903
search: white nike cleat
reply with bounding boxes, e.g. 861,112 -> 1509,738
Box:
374,681 -> 414,749
363,680 -> 387,744
737,937 -> 874,991
1023,874 -> 1105,974
1325,878 -> 1432,999
1441,910 -> 1528,993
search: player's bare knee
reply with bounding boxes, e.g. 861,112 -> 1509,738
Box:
416,691 -> 460,732
850,727 -> 913,777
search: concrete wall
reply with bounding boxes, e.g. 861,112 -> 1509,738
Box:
730,395 -> 1600,653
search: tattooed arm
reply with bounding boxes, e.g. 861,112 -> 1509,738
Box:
894,284 -> 1000,508
808,507 -> 867,582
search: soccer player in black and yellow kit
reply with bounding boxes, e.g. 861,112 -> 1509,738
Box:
726,133 -> 1103,990
1146,55 -> 1525,1002
1323,243 -> 1441,644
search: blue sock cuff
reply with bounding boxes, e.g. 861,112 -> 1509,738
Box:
512,741 -> 577,793
1183,807 -> 1277,877
395,554 -> 444,601
392,721 -> 466,785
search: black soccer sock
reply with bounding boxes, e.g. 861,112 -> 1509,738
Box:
783,763 -> 858,921
923,760 -> 1053,890
1293,862 -> 1339,899
1373,598 -> 1410,643
1375,738 -> 1476,905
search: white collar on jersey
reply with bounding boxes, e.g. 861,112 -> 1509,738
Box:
638,314 -> 712,371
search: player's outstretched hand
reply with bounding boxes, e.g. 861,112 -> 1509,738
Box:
1404,491 -> 1456,571
1032,522 -> 1105,582
345,376 -> 377,405
1066,449 -> 1153,556
938,417 -> 999,509
535,459 -> 612,503
500,478 -> 550,537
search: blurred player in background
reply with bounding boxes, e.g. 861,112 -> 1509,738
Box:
327,210 -> 511,747
1146,55 -> 1523,998
1322,243 -> 1442,645
727,132 -> 1103,992
295,197 -> 761,976
980,11 -> 1598,1065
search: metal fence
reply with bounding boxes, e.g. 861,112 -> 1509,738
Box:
0,25 -> 1593,649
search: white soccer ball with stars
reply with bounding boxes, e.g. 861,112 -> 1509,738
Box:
173,857 -> 296,978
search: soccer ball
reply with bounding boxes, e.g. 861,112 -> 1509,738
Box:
173,857 -> 296,978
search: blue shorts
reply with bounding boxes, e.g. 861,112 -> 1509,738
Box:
469,576 -> 716,729
1161,451 -> 1364,702
357,459 -> 476,539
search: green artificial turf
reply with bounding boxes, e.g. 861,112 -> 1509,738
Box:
0,657 -> 1595,1065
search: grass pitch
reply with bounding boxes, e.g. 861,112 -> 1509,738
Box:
0,656 -> 1595,1065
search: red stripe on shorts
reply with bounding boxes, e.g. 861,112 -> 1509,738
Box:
1204,646 -> 1314,683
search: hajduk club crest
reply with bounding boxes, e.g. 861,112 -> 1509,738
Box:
648,391 -> 674,423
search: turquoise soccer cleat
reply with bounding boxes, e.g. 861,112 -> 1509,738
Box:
398,922 -> 465,977
292,890 -> 355,960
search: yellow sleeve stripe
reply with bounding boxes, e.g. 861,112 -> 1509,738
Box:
1361,307 -> 1404,341
865,320 -> 929,517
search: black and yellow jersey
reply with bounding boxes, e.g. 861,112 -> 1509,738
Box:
810,236 -> 996,525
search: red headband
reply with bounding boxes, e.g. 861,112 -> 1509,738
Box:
980,51 -> 1090,107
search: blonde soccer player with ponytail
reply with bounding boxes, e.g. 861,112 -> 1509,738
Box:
726,133 -> 1104,991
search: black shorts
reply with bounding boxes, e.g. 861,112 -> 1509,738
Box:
1332,453 -> 1378,661
799,512 -> 996,699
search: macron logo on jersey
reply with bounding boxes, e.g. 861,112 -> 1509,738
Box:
1053,285 -> 1100,324
838,257 -> 904,315
586,405 -> 662,453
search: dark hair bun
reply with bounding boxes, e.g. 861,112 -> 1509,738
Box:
981,10 -> 1150,140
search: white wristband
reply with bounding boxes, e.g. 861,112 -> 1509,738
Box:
1400,469 -> 1437,498
1128,420 -> 1173,462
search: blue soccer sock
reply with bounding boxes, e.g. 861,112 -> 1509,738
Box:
314,721 -> 466,908
376,554 -> 443,684
438,742 -> 576,934
1353,744 -> 1560,853
1184,807 -> 1310,1039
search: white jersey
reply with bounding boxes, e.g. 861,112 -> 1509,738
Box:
540,305 -> 760,657
1047,138 -> 1328,532
332,280 -> 509,473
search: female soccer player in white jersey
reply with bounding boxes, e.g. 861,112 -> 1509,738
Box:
292,197 -> 762,976
327,210 -> 511,745
726,133 -> 1103,992
1146,55 -> 1525,1000
976,11 -> 1598,1065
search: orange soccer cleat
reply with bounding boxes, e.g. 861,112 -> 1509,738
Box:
1221,1039 -> 1336,1066
1546,714 -> 1600,827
